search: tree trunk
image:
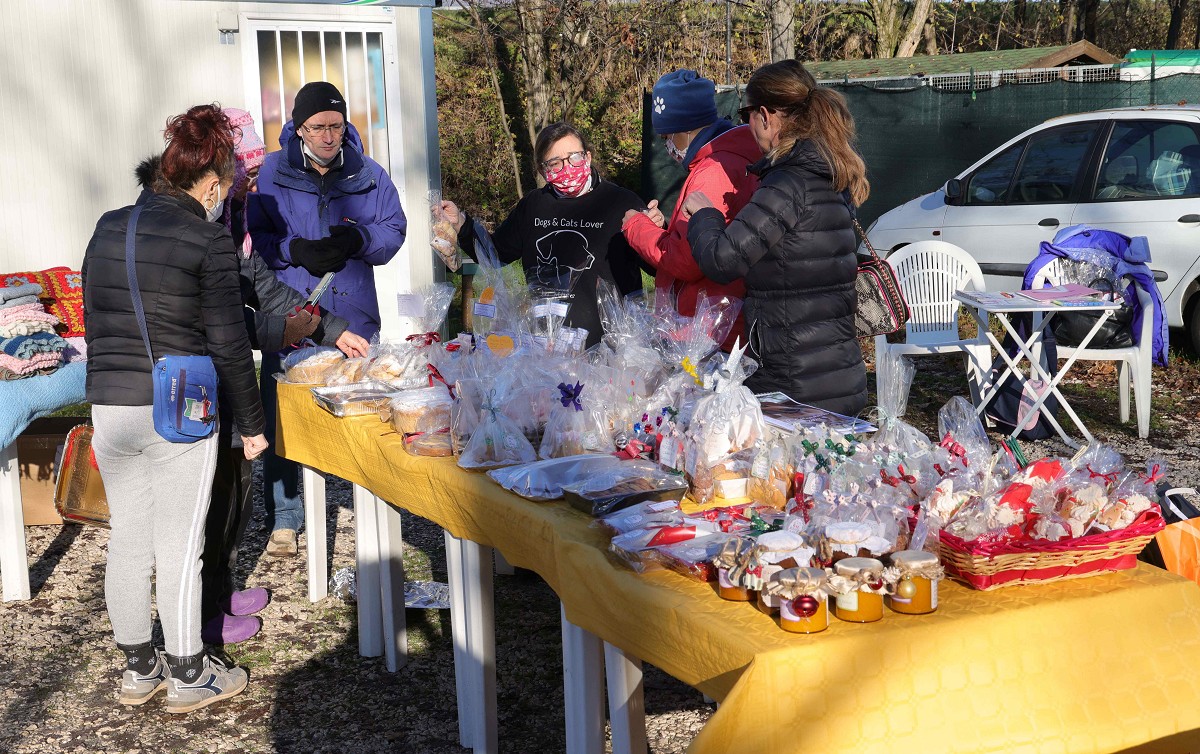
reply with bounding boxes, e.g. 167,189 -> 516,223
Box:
766,0 -> 797,62
1080,0 -> 1099,41
1167,0 -> 1188,48
465,3 -> 524,197
895,0 -> 935,57
514,0 -> 552,153
923,15 -> 938,55
1060,0 -> 1077,43
868,0 -> 902,58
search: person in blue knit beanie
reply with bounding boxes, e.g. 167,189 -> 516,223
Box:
624,68 -> 760,350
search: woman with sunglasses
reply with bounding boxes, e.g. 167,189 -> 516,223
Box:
622,69 -> 760,352
680,59 -> 869,416
440,122 -> 646,348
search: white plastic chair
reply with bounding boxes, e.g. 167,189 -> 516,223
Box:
1031,258 -> 1154,438
874,241 -> 992,411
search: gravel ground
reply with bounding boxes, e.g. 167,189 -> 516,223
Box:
3,351 -> 1200,754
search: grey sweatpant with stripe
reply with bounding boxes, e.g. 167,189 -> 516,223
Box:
92,405 -> 218,658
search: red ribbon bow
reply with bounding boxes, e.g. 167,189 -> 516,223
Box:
939,432 -> 969,466
407,332 -> 441,347
615,438 -> 651,460
427,364 -> 456,399
1086,465 -> 1119,486
880,464 -> 917,488
1146,463 -> 1166,483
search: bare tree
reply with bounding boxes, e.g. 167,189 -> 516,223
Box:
868,0 -> 936,57
763,0 -> 797,62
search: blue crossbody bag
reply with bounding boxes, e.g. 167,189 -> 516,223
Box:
125,205 -> 219,443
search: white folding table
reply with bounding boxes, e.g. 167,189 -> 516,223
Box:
955,291 -> 1122,448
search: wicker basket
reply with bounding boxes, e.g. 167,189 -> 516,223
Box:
939,508 -> 1165,590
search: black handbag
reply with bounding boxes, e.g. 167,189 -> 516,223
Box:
852,218 -> 910,338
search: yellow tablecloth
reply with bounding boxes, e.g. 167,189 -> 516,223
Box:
277,383 -> 1200,754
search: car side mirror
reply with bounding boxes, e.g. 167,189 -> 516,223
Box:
944,179 -> 963,204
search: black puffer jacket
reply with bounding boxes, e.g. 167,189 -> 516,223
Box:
687,139 -> 867,416
82,191 -> 266,436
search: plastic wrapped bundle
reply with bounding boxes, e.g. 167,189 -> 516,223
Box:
457,386 -> 538,470
428,190 -> 462,271
539,378 -> 612,458
487,453 -> 625,501
280,346 -> 344,385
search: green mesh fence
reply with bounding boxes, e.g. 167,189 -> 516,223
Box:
640,74 -> 1200,228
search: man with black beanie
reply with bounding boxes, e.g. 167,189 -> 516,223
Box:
248,81 -> 407,557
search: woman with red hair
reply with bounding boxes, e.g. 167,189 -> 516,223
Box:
83,104 -> 266,713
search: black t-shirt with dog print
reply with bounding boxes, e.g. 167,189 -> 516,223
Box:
460,170 -> 646,348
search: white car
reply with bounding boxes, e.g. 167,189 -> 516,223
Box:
866,105 -> 1200,352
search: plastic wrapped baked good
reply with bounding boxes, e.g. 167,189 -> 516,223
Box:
561,459 -> 687,516
457,387 -> 538,470
404,430 -> 453,457
380,387 -> 453,435
283,346 -> 345,385
324,357 -> 369,387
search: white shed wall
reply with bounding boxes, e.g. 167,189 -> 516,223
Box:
1,0 -> 438,338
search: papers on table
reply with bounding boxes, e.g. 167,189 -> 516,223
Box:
955,290 -> 1031,309
1018,283 -> 1103,302
756,392 -> 877,435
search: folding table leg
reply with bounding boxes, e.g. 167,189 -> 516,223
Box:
377,496 -> 408,672
301,465 -> 327,602
352,484 -> 383,658
445,531 -> 474,749
603,642 -> 647,754
494,549 -> 515,575
561,604 -> 605,754
445,531 -> 497,754
0,442 -> 30,602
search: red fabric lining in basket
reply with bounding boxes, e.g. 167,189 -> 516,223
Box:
940,508 -> 1165,590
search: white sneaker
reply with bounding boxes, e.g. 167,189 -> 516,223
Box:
118,650 -> 169,706
165,654 -> 248,714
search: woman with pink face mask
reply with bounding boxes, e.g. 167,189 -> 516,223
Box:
441,122 -> 646,348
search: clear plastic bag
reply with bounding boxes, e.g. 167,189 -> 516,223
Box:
280,346 -> 345,385
594,499 -> 683,535
380,387 -> 453,435
561,459 -> 688,516
364,339 -> 428,390
324,356 -> 370,386
936,396 -> 991,471
1092,457 -> 1166,532
428,190 -> 462,272
456,387 -> 538,470
486,453 -> 618,501
539,377 -> 612,459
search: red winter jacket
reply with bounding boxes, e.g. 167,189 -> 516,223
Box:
623,124 -> 761,351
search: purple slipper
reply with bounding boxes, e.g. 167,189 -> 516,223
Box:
201,613 -> 262,645
224,587 -> 270,617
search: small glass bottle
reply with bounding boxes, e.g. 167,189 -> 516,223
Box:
887,550 -> 940,615
777,568 -> 831,634
833,557 -> 885,623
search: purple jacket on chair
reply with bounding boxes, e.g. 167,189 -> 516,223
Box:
248,121 -> 406,341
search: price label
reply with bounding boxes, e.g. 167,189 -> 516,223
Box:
396,293 -> 427,318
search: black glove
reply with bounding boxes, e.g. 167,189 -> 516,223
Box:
290,237 -> 348,276
328,224 -> 365,257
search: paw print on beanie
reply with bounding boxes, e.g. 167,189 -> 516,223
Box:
654,96 -> 666,114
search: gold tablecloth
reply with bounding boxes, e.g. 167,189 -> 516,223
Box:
277,382 -> 1200,754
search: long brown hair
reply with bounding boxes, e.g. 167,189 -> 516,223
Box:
745,60 -> 869,206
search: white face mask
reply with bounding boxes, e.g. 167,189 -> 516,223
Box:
665,135 -> 687,165
205,183 -> 223,223
303,141 -> 339,168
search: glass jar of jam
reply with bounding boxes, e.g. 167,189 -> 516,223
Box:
775,567 -> 830,634
832,557 -> 884,623
887,550 -> 940,615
